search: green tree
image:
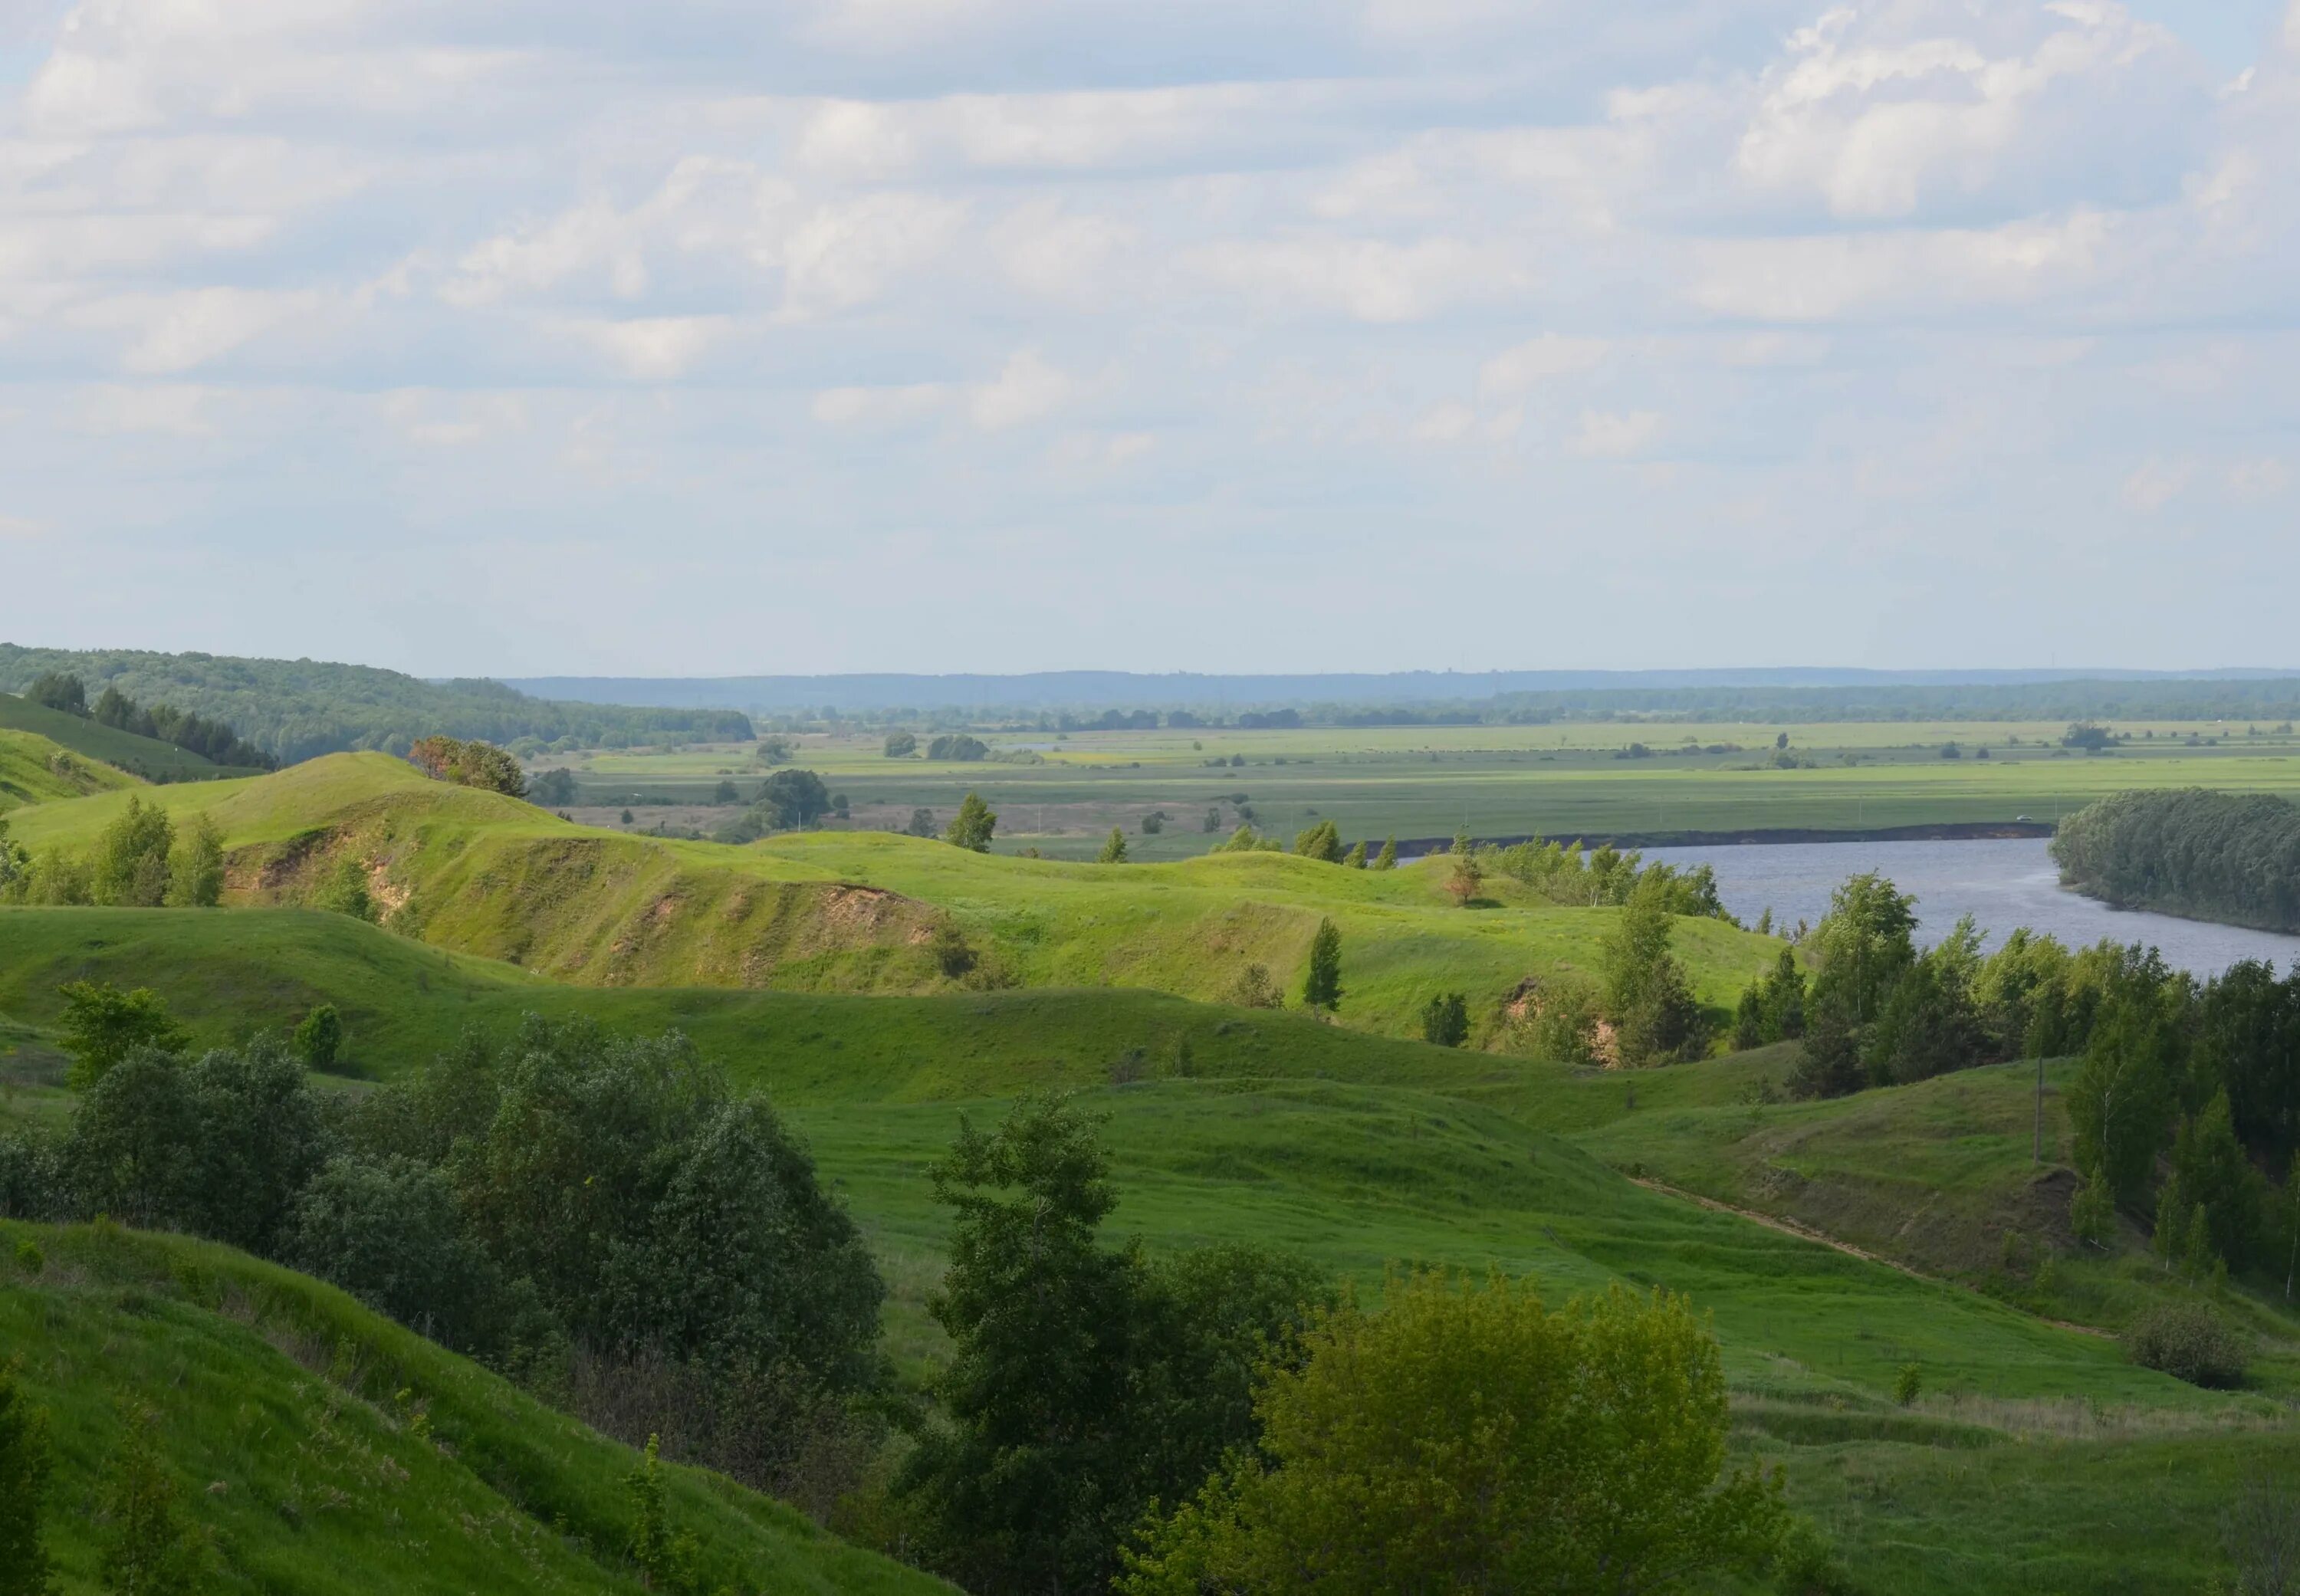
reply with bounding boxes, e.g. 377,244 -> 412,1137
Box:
926,734 -> 989,762
64,1052 -> 196,1227
944,792 -> 997,852
294,1003 -> 344,1072
1806,872 -> 1918,1027
2068,992 -> 2181,1205
92,796 -> 174,908
1099,827 -> 1129,864
1291,820 -> 1343,862
757,768 -> 833,829
898,1093 -> 1145,1593
884,731 -> 918,757
531,768 -> 580,806
315,855 -> 376,921
1302,918 -> 1343,1011
163,813 -> 225,908
26,673 -> 86,716
0,818 -> 28,903
0,1361 -> 55,1596
1122,1273 -> 1788,1596
1602,878 -> 1707,1066
1372,836 -> 1398,870
2172,1091 -> 2266,1270
1444,847 -> 1484,908
98,1407 -> 204,1596
907,807 -> 937,838
1420,991 -> 1470,1047
287,1153 -> 506,1355
56,982 -> 187,1089
1342,841 -> 1367,869
711,780 -> 740,806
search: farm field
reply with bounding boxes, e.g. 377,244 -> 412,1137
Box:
3,904 -> 2297,1592
535,721 -> 2300,859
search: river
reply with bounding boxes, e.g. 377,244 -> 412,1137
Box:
1643,837 -> 2300,978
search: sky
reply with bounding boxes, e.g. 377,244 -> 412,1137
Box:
1,0 -> 2296,679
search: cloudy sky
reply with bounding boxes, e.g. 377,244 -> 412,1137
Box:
2,0 -> 2296,678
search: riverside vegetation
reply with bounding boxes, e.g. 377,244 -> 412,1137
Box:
4,724 -> 2300,1592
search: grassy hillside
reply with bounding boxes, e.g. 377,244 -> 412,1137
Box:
4,908 -> 2298,1590
0,691 -> 242,783
0,727 -> 138,812
0,1221 -> 948,1596
2,755 -> 1784,1039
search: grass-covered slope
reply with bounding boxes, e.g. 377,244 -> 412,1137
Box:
0,1222 -> 949,1596
1,729 -> 139,813
2,755 -> 1783,1038
0,692 -> 238,784
5,909 -> 2299,1591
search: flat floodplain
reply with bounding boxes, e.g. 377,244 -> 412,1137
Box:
546,722 -> 2300,859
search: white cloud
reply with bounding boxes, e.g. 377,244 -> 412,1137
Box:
68,287 -> 317,373
1569,409 -> 1661,458
570,316 -> 734,381
71,383 -> 222,435
966,349 -> 1073,430
1185,236 -> 1523,323
0,513 -> 47,540
812,381 -> 950,425
1689,210 -> 2114,321
2227,456 -> 2291,502
1477,333 -> 1608,404
2122,455 -> 2195,512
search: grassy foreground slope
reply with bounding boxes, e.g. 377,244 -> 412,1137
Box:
2,754 -> 1783,1037
5,910 -> 2300,1590
0,691 -> 238,783
0,1221 -> 948,1596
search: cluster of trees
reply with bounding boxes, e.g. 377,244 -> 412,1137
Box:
26,672 -> 273,769
0,1008 -> 888,1503
2052,789 -> 2300,934
1744,872 -> 2300,1303
0,645 -> 754,764
408,736 -> 527,796
712,770 -> 847,842
926,734 -> 987,762
0,796 -> 224,908
890,1095 -> 1798,1594
1490,836 -> 1730,919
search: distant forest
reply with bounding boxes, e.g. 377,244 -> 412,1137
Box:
511,670 -> 2300,731
2053,789 -> 2300,934
0,646 -> 754,764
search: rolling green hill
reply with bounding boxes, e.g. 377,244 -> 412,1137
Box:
0,691 -> 245,784
2,754 -> 1784,1039
0,1220 -> 949,1596
0,727 -> 138,811
4,906 -> 2298,1591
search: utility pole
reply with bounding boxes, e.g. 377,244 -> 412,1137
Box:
2033,1053 -> 2045,1166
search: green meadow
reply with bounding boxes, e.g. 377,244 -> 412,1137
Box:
6,904 -> 2298,1591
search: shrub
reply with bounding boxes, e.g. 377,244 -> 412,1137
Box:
1892,1364 -> 1922,1407
2125,1302 -> 2248,1388
1420,991 -> 1470,1048
0,1359 -> 56,1596
1226,964 -> 1280,1010
883,731 -> 918,758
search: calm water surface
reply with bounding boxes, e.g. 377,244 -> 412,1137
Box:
1643,837 -> 2300,978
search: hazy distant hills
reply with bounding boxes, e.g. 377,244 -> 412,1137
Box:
504,668 -> 2300,717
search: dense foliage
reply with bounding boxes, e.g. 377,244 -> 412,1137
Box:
1121,1273 -> 1789,1595
0,797 -> 224,911
0,645 -> 754,763
1491,836 -> 1731,920
0,1008 -> 886,1503
897,1095 -> 1333,1596
28,672 -> 272,770
408,735 -> 527,796
2052,789 -> 2300,933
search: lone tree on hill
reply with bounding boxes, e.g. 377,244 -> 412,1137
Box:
1445,848 -> 1484,908
1373,836 -> 1398,870
945,792 -> 998,852
409,736 -> 526,796
1098,828 -> 1130,864
294,1004 -> 343,1072
1302,918 -> 1344,1011
1420,991 -> 1470,1047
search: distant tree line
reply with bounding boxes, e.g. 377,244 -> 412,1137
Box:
25,671 -> 274,770
2052,789 -> 2300,934
0,646 -> 754,764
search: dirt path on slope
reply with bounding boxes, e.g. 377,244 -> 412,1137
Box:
1627,1175 -> 2114,1339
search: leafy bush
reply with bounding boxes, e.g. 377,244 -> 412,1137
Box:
2125,1302 -> 2248,1388
1420,991 -> 1470,1048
